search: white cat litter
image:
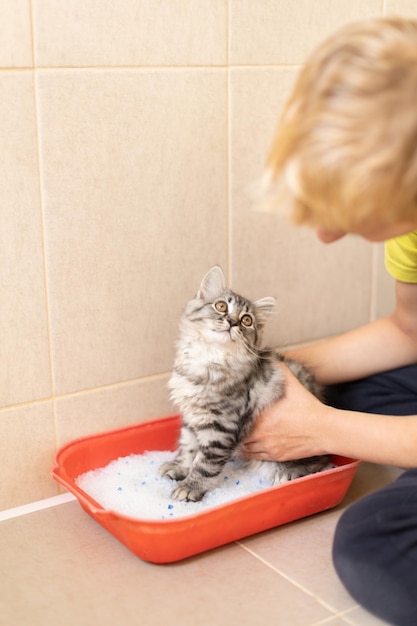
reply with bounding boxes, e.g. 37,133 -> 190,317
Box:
76,451 -> 276,520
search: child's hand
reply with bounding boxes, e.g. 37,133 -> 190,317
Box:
242,365 -> 329,461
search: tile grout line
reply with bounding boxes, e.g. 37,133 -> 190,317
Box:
50,370 -> 172,402
309,605 -> 361,626
226,0 -> 233,284
0,64 -> 303,73
0,371 -> 172,415
29,0 -> 61,454
0,335 -> 338,416
28,0 -> 35,68
236,541 -> 343,616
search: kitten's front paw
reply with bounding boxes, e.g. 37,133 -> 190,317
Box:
272,459 -> 328,484
160,461 -> 188,482
171,481 -> 206,502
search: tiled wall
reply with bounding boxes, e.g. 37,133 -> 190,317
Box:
1,0 -> 413,509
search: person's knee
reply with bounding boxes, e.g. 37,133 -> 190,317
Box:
332,499 -> 374,584
333,483 -> 417,626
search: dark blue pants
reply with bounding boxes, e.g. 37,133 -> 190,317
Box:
326,365 -> 417,626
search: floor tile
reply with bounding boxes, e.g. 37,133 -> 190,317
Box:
310,617 -> 355,626
341,462 -> 403,508
240,510 -> 354,613
240,463 -> 403,614
0,501 -> 333,626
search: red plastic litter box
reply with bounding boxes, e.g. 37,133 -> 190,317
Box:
52,414 -> 360,564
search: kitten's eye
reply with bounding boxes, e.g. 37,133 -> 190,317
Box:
214,300 -> 228,313
241,314 -> 253,327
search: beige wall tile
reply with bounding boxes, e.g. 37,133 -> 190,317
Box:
56,375 -> 174,445
0,0 -> 33,67
230,0 -> 382,65
0,73 -> 52,408
37,69 -> 228,395
230,68 -> 372,346
373,244 -> 396,320
0,402 -> 57,510
33,0 -> 226,67
385,1 -> 417,18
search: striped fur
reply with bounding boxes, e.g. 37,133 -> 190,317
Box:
161,266 -> 329,502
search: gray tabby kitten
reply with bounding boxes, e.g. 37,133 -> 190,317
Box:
161,266 -> 329,502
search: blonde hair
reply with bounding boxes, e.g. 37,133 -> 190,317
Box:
264,17 -> 417,232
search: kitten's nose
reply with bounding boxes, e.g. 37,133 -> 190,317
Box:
227,316 -> 238,328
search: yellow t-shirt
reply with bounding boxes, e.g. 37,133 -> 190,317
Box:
385,231 -> 417,283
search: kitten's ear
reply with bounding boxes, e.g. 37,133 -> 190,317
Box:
197,265 -> 226,300
254,297 -> 276,322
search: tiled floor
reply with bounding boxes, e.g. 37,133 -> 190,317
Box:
0,463 -> 401,626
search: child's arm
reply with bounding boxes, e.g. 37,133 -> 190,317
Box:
287,280 -> 417,385
243,365 -> 417,468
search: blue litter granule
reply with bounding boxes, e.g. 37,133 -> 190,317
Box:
223,476 -> 229,481
141,481 -> 146,485
235,480 -> 240,485
168,504 -> 174,510
117,486 -> 123,491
